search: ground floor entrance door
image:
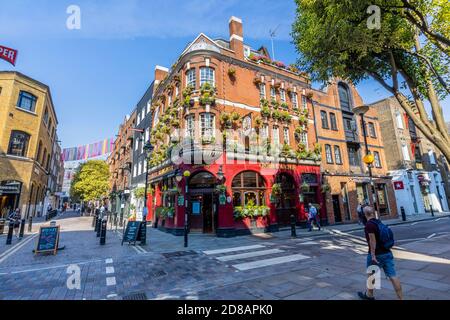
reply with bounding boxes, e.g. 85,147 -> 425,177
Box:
332,195 -> 342,223
189,192 -> 214,233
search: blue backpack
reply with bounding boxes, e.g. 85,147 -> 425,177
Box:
372,220 -> 395,249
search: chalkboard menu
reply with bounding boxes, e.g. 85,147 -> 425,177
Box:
35,226 -> 60,255
122,221 -> 142,245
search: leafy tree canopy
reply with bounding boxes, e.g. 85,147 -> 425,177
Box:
70,160 -> 110,202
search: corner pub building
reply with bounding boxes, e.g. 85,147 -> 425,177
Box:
142,17 -> 396,237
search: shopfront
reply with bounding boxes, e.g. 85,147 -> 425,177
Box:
0,180 -> 22,218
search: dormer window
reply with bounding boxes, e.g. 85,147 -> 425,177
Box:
338,83 -> 352,111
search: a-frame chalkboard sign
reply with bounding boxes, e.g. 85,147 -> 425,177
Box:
121,221 -> 142,246
35,225 -> 60,255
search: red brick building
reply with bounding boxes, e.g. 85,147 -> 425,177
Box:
144,16 -> 397,237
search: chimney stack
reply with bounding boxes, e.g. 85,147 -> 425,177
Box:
229,16 -> 244,59
154,65 -> 169,88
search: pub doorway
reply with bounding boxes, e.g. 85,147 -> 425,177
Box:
188,171 -> 216,234
0,181 -> 22,218
274,173 -> 297,227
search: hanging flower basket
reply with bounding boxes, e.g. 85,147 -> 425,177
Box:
301,182 -> 311,193
321,183 -> 331,194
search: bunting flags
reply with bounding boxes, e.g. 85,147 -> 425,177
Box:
61,138 -> 115,162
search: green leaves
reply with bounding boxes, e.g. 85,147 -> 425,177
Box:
70,160 -> 110,202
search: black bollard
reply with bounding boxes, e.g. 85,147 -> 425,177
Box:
400,207 -> 406,222
28,216 -> 33,233
6,221 -> 14,245
100,219 -> 107,245
140,221 -> 147,246
19,219 -> 25,239
430,204 -> 434,217
96,218 -> 101,237
184,224 -> 188,248
290,214 -> 297,238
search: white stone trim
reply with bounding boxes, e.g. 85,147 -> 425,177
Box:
229,16 -> 242,24
155,65 -> 169,72
230,34 -> 244,42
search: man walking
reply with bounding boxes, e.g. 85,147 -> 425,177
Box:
358,206 -> 403,300
307,203 -> 321,232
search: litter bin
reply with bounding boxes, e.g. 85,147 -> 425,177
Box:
0,219 -> 6,235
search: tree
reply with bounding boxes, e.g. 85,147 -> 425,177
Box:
292,0 -> 450,162
70,160 -> 110,202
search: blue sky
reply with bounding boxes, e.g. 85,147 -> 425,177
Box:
1,0 -> 448,148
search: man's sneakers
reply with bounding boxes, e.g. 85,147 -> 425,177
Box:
358,291 -> 375,300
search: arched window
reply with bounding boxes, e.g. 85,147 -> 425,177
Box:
338,83 -> 352,111
8,131 -> 31,157
232,171 -> 266,206
36,140 -> 43,161
188,171 -> 216,189
42,148 -> 47,167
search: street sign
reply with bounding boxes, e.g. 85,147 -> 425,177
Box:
35,226 -> 60,255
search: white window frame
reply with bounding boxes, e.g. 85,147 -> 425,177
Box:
402,144 -> 410,161
429,150 -> 436,165
137,113 -> 141,126
138,161 -> 142,176
259,84 -> 266,100
200,113 -> 215,138
272,126 -> 280,146
133,164 -> 137,177
300,131 -> 308,148
186,69 -> 196,88
374,151 -> 382,168
270,87 -> 276,99
283,127 -> 290,145
395,111 -> 404,129
291,92 -> 298,109
185,115 -> 195,137
141,108 -> 145,122
280,89 -> 286,103
302,95 -> 307,110
147,101 -> 151,114
200,67 -> 215,87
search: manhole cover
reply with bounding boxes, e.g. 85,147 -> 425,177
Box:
122,292 -> 148,300
162,250 -> 198,258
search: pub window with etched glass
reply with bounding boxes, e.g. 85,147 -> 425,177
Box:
232,171 -> 266,207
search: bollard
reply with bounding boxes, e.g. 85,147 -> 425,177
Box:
19,219 -> 25,239
140,221 -> 147,246
6,221 -> 14,245
290,214 -> 297,238
28,216 -> 33,233
100,219 -> 107,245
184,224 -> 188,248
400,207 -> 406,221
96,218 -> 101,238
430,204 -> 434,217
0,219 -> 5,235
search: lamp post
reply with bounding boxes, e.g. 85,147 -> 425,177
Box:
175,169 -> 188,247
142,141 -> 154,246
354,105 -> 380,219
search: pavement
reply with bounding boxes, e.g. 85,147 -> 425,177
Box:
0,211 -> 450,300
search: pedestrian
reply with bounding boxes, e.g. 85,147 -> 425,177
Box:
8,208 -> 21,238
358,206 -> 403,300
307,203 -> 321,232
357,203 -> 367,225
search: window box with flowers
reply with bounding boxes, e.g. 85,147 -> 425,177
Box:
199,83 -> 216,107
261,106 -> 271,119
220,113 -> 233,129
280,102 -> 289,110
228,68 -> 236,80
271,183 -> 282,203
280,111 -> 292,123
270,99 -> 280,110
182,86 -> 195,108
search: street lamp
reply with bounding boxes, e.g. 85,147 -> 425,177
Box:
354,105 -> 379,219
174,169 -> 189,247
142,141 -> 154,245
217,165 -> 224,183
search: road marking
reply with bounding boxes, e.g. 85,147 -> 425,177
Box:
427,233 -> 436,239
107,294 -> 118,299
0,233 -> 38,264
298,241 -> 319,245
232,254 -> 310,271
105,258 -> 113,264
106,277 -> 116,286
216,249 -> 284,262
106,266 -> 115,274
203,245 -> 266,255
3,259 -> 104,275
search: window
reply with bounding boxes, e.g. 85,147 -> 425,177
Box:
17,91 -> 37,112
330,113 -> 338,130
395,111 -> 404,129
168,94 -> 172,107
200,67 -> 215,87
137,113 -> 141,126
338,83 -> 352,111
232,171 -> 266,206
36,141 -> 42,162
429,150 -> 436,165
300,132 -> 308,147
261,124 -> 269,139
200,113 -> 215,137
259,83 -> 266,99
153,107 -> 160,127
283,127 -> 290,145
185,115 -> 195,137
145,128 -> 150,143
43,107 -> 49,125
141,108 -> 145,122
270,87 -> 276,99
48,118 -> 52,134
186,69 -> 196,88
302,95 -> 307,110
133,164 -> 137,177
348,145 -> 360,166
42,149 -> 47,167
280,89 -> 286,102
334,146 -> 342,164
368,122 -> 376,138
374,151 -> 381,168
291,92 -> 298,109
0,87 -> 2,95
272,126 -> 280,146
135,135 -> 139,151
402,144 -> 410,161
325,144 -> 333,164
138,161 -> 142,176
8,131 -> 30,157
147,101 -> 151,114
321,111 -> 329,129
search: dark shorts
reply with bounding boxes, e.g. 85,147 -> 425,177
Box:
366,252 -> 396,278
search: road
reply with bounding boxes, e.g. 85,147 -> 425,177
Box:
0,213 -> 449,300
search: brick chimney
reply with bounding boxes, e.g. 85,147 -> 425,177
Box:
154,65 -> 169,87
229,16 -> 244,59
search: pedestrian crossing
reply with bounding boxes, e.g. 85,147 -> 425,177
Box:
203,244 -> 311,271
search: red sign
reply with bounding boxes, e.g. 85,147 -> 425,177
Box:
394,181 -> 404,190
0,45 -> 18,66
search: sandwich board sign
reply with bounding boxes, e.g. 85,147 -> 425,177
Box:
35,226 -> 60,255
121,221 -> 142,246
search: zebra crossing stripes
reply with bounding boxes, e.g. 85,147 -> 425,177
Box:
203,244 -> 311,271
